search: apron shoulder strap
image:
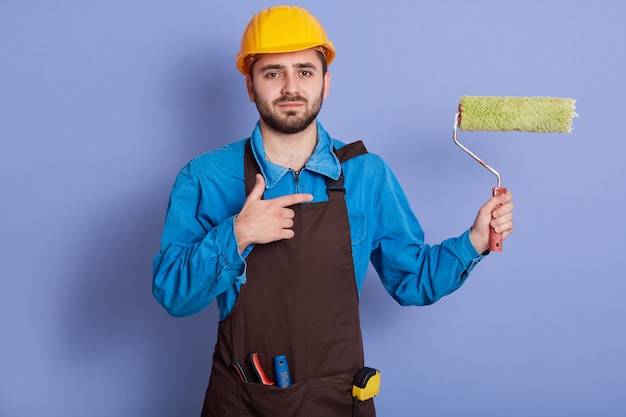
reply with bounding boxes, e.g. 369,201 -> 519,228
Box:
327,140 -> 368,200
334,140 -> 368,163
244,140 -> 260,196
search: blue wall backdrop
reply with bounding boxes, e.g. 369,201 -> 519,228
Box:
2,1 -> 624,416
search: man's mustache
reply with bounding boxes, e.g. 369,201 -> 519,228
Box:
274,96 -> 308,105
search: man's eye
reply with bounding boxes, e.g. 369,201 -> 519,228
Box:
301,70 -> 312,77
265,72 -> 279,78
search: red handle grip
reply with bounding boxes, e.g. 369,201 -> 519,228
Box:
248,352 -> 275,385
490,186 -> 507,252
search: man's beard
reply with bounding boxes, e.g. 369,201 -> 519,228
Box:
253,89 -> 324,134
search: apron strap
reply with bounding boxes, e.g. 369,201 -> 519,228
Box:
335,140 -> 368,163
244,140 -> 260,196
327,140 -> 368,201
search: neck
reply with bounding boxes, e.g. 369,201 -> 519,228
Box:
260,120 -> 318,172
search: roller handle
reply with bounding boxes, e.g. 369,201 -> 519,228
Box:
490,186 -> 507,252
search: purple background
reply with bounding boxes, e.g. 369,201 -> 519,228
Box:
2,0 -> 624,415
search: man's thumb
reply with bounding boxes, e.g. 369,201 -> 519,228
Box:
247,173 -> 266,200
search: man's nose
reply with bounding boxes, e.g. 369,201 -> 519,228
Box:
281,72 -> 300,95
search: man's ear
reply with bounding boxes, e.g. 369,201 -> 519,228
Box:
322,71 -> 331,100
246,76 -> 255,102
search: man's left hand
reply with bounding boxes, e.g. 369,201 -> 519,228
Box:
469,190 -> 514,254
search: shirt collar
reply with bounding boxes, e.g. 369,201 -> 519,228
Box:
250,120 -> 341,189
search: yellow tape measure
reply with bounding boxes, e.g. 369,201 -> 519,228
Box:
352,367 -> 380,401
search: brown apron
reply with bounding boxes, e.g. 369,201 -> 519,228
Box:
201,140 -> 375,417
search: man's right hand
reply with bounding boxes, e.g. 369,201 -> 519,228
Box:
234,174 -> 313,254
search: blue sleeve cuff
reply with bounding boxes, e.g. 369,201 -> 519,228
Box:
215,216 -> 249,283
457,229 -> 485,271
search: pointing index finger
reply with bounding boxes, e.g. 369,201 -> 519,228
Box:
273,193 -> 313,207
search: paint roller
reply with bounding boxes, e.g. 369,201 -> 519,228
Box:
453,96 -> 577,252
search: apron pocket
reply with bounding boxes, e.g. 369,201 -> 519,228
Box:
306,374 -> 355,416
238,379 -> 308,417
237,374 -> 356,417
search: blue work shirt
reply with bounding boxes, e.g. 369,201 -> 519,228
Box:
153,121 -> 484,320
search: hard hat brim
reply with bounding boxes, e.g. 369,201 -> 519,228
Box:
236,42 -> 335,76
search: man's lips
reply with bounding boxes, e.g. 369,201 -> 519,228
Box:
278,102 -> 304,108
276,102 -> 305,113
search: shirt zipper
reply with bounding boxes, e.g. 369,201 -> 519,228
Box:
293,169 -> 300,193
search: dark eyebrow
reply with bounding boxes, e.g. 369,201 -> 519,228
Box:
258,64 -> 286,72
258,62 -> 318,72
294,62 -> 318,70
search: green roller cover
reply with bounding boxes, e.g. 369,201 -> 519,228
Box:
458,96 -> 577,133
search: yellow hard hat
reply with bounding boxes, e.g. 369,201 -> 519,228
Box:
236,5 -> 336,76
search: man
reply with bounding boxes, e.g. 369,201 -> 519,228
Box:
153,5 -> 514,416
